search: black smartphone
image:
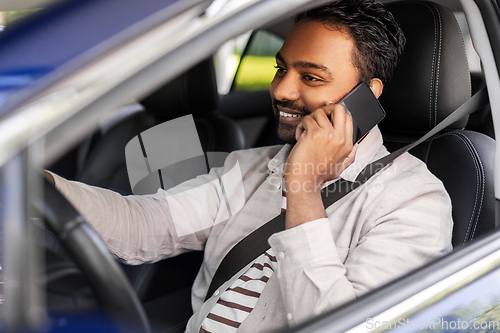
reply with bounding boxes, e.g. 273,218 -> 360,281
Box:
339,82 -> 386,143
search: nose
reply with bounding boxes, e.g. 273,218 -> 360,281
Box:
271,72 -> 300,102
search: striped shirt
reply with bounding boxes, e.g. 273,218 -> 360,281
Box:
199,191 -> 287,332
199,249 -> 278,332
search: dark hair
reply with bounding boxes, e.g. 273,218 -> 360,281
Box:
294,0 -> 405,85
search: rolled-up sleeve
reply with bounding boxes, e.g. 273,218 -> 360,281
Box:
48,168 -> 226,264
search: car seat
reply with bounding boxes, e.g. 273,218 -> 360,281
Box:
74,57 -> 246,195
72,58 -> 246,329
381,0 -> 496,247
466,71 -> 494,138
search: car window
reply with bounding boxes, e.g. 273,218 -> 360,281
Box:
383,267 -> 500,332
3,0 -> 500,331
0,8 -> 42,30
231,30 -> 283,92
214,31 -> 251,94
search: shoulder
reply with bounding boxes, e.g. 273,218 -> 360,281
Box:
355,152 -> 452,249
352,149 -> 451,207
392,152 -> 444,187
356,150 -> 452,213
372,151 -> 446,192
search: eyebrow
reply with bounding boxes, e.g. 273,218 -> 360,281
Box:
276,51 -> 332,77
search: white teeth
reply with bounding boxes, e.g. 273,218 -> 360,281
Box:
280,111 -> 303,118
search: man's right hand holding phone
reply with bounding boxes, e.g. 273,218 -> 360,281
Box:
284,103 -> 358,229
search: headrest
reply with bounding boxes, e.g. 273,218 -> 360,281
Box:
140,58 -> 219,119
379,1 -> 471,138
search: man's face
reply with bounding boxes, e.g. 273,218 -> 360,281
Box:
269,20 -> 361,144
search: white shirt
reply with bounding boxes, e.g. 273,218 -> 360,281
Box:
50,126 -> 453,332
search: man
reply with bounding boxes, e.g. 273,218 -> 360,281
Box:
46,0 -> 453,332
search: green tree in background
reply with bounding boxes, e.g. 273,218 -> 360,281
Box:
417,300 -> 483,333
468,301 -> 500,333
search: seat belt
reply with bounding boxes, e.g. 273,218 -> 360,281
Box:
205,87 -> 489,301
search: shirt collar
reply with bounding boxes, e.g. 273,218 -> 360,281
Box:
267,126 -> 384,183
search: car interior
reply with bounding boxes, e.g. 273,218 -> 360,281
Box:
42,0 -> 497,332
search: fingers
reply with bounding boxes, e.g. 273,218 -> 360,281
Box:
295,102 -> 354,147
329,103 -> 352,134
305,104 -> 353,140
295,108 -> 331,141
288,103 -> 358,184
295,114 -> 315,141
308,104 -> 352,130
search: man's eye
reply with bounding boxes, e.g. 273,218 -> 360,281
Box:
303,75 -> 322,82
274,65 -> 287,74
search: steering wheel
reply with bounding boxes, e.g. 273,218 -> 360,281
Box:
39,177 -> 151,333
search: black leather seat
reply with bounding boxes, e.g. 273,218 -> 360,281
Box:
73,58 -> 245,319
381,1 -> 495,247
75,58 -> 246,195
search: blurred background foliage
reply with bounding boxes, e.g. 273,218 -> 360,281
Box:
0,8 -> 41,28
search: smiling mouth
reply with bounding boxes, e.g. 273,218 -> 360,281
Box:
279,111 -> 304,118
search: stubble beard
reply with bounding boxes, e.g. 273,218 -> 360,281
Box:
272,99 -> 310,145
276,121 -> 298,144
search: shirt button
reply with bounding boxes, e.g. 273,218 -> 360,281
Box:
278,252 -> 285,260
287,313 -> 293,321
276,183 -> 282,190
213,289 -> 220,297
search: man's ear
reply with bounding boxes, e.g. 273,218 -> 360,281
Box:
369,78 -> 383,99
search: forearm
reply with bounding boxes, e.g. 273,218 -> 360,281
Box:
279,177 -> 351,321
285,176 -> 325,229
46,171 -> 208,264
